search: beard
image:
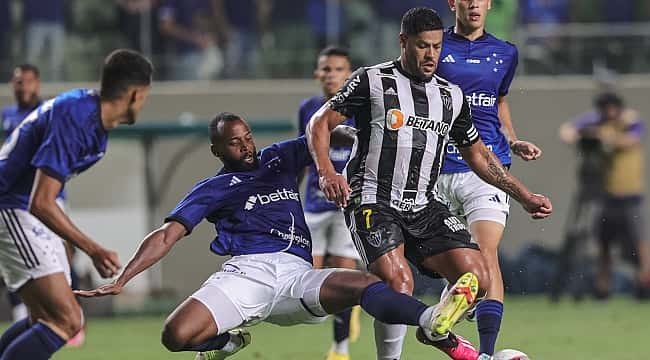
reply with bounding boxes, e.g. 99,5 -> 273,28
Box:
224,152 -> 259,172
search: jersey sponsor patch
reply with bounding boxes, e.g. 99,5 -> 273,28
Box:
385,109 -> 450,136
244,188 -> 300,210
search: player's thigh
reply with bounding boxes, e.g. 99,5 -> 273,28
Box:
0,209 -> 71,293
191,257 -> 278,334
18,272 -> 81,337
327,211 -> 361,262
344,204 -> 406,270
404,201 -> 487,287
459,172 -> 510,227
305,211 -> 330,258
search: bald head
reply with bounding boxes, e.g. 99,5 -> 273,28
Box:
209,112 -> 258,172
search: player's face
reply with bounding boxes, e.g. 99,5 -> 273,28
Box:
602,104 -> 623,122
124,85 -> 151,125
12,69 -> 40,108
400,30 -> 443,81
450,0 -> 491,30
215,119 -> 259,172
315,55 -> 352,98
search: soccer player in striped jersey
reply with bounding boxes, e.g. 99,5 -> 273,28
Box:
298,46 -> 361,360
308,7 -> 552,360
434,1 -> 543,358
0,49 -> 152,360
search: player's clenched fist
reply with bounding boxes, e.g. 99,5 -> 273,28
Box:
319,171 -> 351,208
521,193 -> 552,219
90,247 -> 121,278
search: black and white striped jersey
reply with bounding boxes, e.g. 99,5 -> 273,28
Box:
329,60 -> 479,212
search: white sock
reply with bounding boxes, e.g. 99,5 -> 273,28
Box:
373,321 -> 406,360
331,339 -> 349,354
417,306 -> 435,329
11,304 -> 28,322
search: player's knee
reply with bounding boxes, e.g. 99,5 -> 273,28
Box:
52,301 -> 83,338
161,322 -> 189,352
471,265 -> 491,298
383,272 -> 414,295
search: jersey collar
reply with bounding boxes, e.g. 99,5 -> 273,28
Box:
446,26 -> 490,42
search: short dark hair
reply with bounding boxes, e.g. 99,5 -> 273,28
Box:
318,46 -> 350,60
209,112 -> 244,141
594,92 -> 624,109
401,7 -> 444,36
100,49 -> 153,100
14,64 -> 40,78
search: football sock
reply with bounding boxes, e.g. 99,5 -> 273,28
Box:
332,308 -> 351,353
374,321 -> 406,360
476,300 -> 503,356
184,333 -> 230,352
360,282 -> 428,326
0,319 -> 30,356
1,322 -> 65,360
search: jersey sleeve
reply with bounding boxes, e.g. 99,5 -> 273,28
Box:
30,108 -> 76,183
164,178 -> 223,235
498,45 -> 519,97
329,67 -> 370,119
449,97 -> 480,147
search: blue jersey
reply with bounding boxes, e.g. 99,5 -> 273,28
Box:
437,28 -> 518,173
0,89 -> 106,209
298,95 -> 355,213
165,137 -> 315,263
2,102 -> 41,137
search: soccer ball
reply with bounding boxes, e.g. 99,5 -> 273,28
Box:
493,349 -> 530,360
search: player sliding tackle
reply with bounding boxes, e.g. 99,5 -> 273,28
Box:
77,113 -> 478,360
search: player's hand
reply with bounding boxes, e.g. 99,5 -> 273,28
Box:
74,281 -> 122,298
90,247 -> 121,278
511,140 -> 542,161
521,193 -> 552,219
319,171 -> 351,208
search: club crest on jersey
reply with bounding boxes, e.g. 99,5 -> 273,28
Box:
385,109 -> 450,136
367,230 -> 383,248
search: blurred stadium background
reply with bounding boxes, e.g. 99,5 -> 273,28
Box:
1,0 -> 650,358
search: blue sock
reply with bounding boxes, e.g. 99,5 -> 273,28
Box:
476,300 -> 503,356
333,308 -> 351,343
184,333 -> 230,352
6,292 -> 21,307
0,319 -> 31,356
360,282 -> 428,326
1,322 -> 65,360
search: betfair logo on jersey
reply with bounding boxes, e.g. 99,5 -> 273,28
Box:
385,109 -> 450,136
244,188 -> 300,210
466,92 -> 497,107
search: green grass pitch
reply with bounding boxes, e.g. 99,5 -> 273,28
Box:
2,297 -> 647,359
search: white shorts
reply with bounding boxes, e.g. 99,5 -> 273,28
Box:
0,208 -> 71,292
435,171 -> 510,227
191,252 -> 340,335
305,210 -> 361,260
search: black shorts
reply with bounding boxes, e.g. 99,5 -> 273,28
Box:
344,200 -> 480,272
598,196 -> 645,265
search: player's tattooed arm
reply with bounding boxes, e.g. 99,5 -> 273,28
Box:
459,139 -> 553,219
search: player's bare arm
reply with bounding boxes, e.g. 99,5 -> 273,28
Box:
498,96 -> 542,161
75,221 -> 186,297
29,169 -> 121,278
459,139 -> 552,219
306,105 -> 351,207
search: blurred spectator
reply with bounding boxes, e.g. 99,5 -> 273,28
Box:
158,0 -> 220,80
211,0 -> 271,78
23,0 -> 67,81
519,0 -> 569,25
558,92 -> 650,300
307,0 -> 346,52
116,0 -> 164,56
1,64 -> 42,139
0,0 -> 11,80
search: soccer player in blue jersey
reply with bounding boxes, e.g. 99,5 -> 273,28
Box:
299,46 -> 361,360
77,113 -> 475,360
1,64 -> 43,323
0,49 -> 153,360
435,1 -> 543,358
